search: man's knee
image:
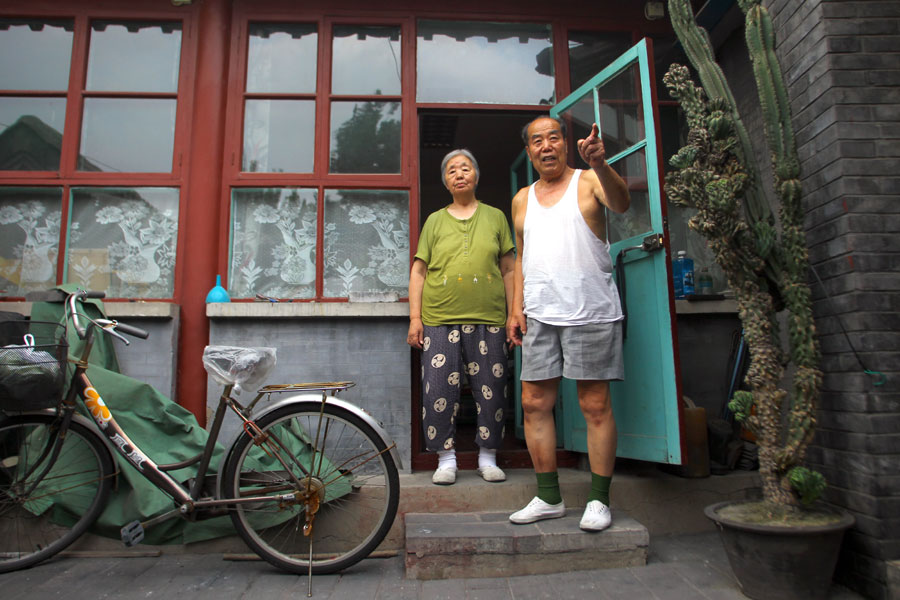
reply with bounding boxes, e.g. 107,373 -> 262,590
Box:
521,381 -> 558,416
577,381 -> 613,422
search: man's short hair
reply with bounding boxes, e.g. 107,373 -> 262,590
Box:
521,115 -> 568,145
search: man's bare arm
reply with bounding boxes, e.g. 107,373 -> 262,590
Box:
577,123 -> 630,214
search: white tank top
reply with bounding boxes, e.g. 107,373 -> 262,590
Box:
522,169 -> 623,326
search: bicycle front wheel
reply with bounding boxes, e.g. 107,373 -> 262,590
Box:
224,402 -> 400,574
0,414 -> 114,573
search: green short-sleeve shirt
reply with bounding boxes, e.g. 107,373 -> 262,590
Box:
414,203 -> 515,327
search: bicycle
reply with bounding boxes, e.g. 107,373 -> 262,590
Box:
0,289 -> 400,582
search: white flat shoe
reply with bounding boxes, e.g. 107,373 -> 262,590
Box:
477,466 -> 506,482
579,500 -> 612,531
432,467 -> 457,485
509,496 -> 566,524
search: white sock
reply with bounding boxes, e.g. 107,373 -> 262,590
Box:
437,449 -> 457,471
478,448 -> 497,469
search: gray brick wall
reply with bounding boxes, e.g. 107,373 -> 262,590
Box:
207,317 -> 412,471
113,316 -> 180,401
758,1 -> 900,597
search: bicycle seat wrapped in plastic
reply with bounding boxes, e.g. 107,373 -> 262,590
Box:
202,346 -> 276,394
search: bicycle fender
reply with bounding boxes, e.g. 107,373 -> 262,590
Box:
237,394 -> 403,471
215,393 -> 403,501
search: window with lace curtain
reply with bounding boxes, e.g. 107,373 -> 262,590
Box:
0,17 -> 186,299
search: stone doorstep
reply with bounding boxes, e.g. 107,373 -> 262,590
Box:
53,466 -> 756,558
404,510 -> 649,580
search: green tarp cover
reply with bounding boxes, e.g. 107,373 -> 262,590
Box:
27,286 -> 349,545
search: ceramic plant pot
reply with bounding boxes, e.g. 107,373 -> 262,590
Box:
704,501 -> 855,600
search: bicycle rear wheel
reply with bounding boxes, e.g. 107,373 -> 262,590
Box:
224,402 -> 400,574
0,414 -> 114,573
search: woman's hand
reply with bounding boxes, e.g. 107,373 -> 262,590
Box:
407,317 -> 424,349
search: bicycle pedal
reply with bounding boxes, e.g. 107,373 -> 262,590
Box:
121,520 -> 145,547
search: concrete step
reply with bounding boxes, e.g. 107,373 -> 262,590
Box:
386,464 -> 758,553
59,463 -> 757,558
404,510 -> 649,580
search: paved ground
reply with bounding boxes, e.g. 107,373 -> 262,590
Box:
0,531 -> 865,599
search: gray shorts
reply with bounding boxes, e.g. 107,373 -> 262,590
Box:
520,317 -> 624,382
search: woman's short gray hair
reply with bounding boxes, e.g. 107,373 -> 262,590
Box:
440,149 -> 480,188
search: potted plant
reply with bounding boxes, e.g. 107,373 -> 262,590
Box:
663,1 -> 854,598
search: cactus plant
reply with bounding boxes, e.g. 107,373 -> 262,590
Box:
664,0 -> 822,509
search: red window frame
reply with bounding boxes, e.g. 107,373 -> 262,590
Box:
0,1 -> 198,299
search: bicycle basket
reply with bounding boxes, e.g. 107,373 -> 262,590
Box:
0,320 -> 68,411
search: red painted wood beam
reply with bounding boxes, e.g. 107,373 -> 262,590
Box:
176,0 -> 230,426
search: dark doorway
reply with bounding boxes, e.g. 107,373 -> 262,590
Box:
418,112 -> 536,229
411,110 -> 578,471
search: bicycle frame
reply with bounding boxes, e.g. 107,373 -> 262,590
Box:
57,302 -> 350,522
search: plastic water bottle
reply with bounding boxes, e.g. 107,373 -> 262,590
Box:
672,251 -> 695,299
697,267 -> 714,295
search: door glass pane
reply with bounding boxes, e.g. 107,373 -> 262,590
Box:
0,97 -> 67,171
230,188 -> 318,299
556,94 -> 595,165
0,19 -> 73,91
597,62 -> 644,158
67,187 -> 179,298
330,101 -> 401,173
567,31 -> 632,91
86,21 -> 181,93
79,98 -> 176,172
417,20 -> 554,104
323,189 -> 409,298
247,23 -> 317,94
607,149 -> 650,244
332,25 -> 401,95
243,100 -> 315,173
0,187 -> 62,296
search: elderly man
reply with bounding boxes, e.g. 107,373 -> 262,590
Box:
507,116 -> 630,531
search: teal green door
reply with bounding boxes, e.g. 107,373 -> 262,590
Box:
512,38 -> 682,464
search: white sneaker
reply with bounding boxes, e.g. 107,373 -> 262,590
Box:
579,500 -> 612,531
432,467 -> 457,485
477,466 -> 506,482
509,496 -> 566,524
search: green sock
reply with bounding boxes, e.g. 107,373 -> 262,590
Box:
536,471 -> 562,505
588,473 -> 611,506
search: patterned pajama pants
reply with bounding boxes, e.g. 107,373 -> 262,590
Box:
420,324 -> 508,452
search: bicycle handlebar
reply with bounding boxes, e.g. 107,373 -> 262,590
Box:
113,320 -> 150,340
67,290 -> 150,341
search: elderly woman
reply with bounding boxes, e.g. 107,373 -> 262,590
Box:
408,149 -> 515,485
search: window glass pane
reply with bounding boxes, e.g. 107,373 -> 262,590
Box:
247,23 -> 317,94
0,187 -> 62,296
67,187 -> 179,298
332,25 -> 401,95
0,97 -> 67,171
330,101 -> 400,173
243,99 -> 315,172
86,21 -> 181,92
0,19 -> 73,91
79,98 -> 176,172
417,20 -> 554,104
607,149 -> 650,244
597,62 -> 644,158
230,188 -> 318,299
323,189 -> 409,298
567,31 -> 632,91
